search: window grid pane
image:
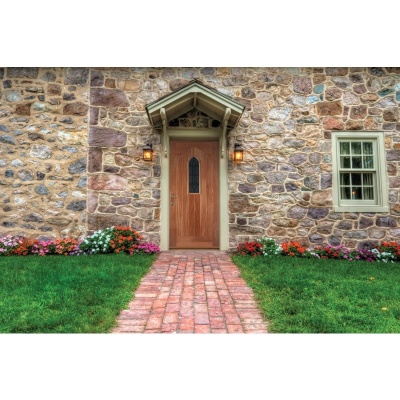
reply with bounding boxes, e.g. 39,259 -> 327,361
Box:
339,172 -> 375,200
188,157 -> 200,193
338,139 -> 376,202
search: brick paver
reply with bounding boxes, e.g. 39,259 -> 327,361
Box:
112,250 -> 269,333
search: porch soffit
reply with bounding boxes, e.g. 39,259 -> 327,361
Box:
145,80 -> 245,130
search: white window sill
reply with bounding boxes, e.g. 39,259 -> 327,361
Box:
333,205 -> 389,213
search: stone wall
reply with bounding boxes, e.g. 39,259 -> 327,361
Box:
226,67 -> 400,249
0,67 -> 89,240
1,67 -> 400,250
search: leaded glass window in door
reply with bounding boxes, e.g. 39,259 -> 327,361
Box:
189,157 -> 200,193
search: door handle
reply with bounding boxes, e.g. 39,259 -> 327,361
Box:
170,192 -> 176,206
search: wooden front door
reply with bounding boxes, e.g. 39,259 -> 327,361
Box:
169,140 -> 219,248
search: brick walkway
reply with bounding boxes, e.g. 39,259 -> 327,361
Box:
112,250 -> 269,333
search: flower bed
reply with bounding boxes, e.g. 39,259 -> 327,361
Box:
234,236 -> 400,264
0,226 -> 160,256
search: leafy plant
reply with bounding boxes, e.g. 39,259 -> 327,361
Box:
136,242 -> 160,254
281,241 -> 307,257
377,241 -> 400,261
109,226 -> 143,255
235,241 -> 263,256
79,227 -> 114,255
257,236 -> 282,257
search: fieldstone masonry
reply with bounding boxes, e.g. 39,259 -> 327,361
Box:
1,67 -> 400,250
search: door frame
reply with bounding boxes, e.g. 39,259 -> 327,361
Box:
159,128 -> 229,251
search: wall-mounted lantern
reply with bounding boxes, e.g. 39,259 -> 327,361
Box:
143,143 -> 153,161
233,143 -> 244,162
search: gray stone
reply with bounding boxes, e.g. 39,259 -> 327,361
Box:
296,115 -> 319,124
2,221 -> 17,227
238,183 -> 256,193
337,220 -> 352,230
265,172 -> 286,184
23,213 -> 43,222
77,176 -> 87,188
39,227 -> 53,232
65,68 -> 89,85
285,182 -> 298,191
18,170 -> 34,181
40,72 -> 56,82
91,70 -> 104,87
258,161 -> 276,172
308,208 -> 329,220
331,77 -> 351,89
62,146 -> 78,153
304,176 -> 320,190
289,153 -> 307,165
343,230 -> 368,239
309,234 -> 324,243
287,206 -> 307,220
30,145 -> 51,159
32,102 -> 49,112
321,174 -> 332,189
328,236 -> 341,246
59,117 -> 74,124
0,135 -> 16,145
28,133 -> 45,141
241,87 -> 256,99
66,200 -> 86,211
68,158 -> 87,174
0,125 -> 9,132
35,185 -> 49,195
36,172 -> 45,180
309,153 -> 321,164
271,185 -> 284,193
283,139 -> 305,148
6,90 -> 21,102
247,174 -> 264,183
11,159 -> 24,167
5,170 -> 13,178
386,150 -> 400,161
63,93 -> 76,101
376,216 -> 397,227
263,122 -> 284,134
269,107 -> 291,121
368,67 -> 385,77
7,68 -> 39,78
368,227 -> 386,239
112,197 -> 132,206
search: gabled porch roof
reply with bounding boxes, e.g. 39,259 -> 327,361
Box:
145,80 -> 245,129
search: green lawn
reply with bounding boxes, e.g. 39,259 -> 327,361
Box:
232,255 -> 400,333
0,254 -> 155,333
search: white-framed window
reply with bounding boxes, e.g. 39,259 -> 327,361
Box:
332,132 -> 388,212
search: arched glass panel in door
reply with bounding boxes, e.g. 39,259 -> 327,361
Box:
189,157 -> 200,193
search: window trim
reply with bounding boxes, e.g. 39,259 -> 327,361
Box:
332,131 -> 389,212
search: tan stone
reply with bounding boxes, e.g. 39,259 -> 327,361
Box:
316,101 -> 342,116
311,190 -> 333,206
323,117 -> 345,130
272,219 -> 298,228
88,174 -> 127,191
122,80 -> 140,92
